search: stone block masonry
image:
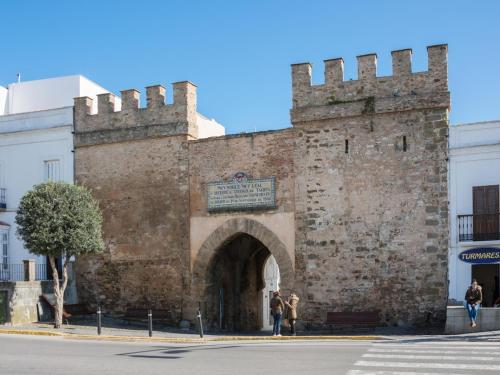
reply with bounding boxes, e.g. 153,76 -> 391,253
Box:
74,44 -> 450,330
291,44 -> 449,327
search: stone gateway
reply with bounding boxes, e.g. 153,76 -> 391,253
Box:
74,45 -> 449,331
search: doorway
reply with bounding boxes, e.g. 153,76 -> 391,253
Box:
471,264 -> 500,307
262,255 -> 280,331
206,233 -> 279,332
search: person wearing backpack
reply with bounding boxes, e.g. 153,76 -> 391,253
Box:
270,291 -> 284,336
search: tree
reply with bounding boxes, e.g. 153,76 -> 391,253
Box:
15,181 -> 104,328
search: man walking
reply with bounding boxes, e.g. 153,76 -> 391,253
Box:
270,291 -> 284,336
465,279 -> 482,328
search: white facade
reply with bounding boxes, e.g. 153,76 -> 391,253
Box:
448,120 -> 500,305
0,76 -> 117,281
197,113 -> 225,138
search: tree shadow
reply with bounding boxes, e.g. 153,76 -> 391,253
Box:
116,344 -> 242,360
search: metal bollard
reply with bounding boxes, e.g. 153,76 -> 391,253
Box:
97,306 -> 102,336
197,302 -> 204,338
148,309 -> 153,337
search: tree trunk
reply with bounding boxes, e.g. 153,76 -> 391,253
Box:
49,256 -> 69,329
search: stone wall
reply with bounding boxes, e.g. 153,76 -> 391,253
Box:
0,281 -> 53,325
291,45 -> 449,327
74,44 -> 450,329
445,306 -> 500,334
75,135 -> 190,321
74,84 -> 195,320
188,129 -> 296,267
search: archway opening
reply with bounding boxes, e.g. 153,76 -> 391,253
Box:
205,233 -> 280,332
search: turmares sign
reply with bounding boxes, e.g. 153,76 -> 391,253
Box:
459,248 -> 500,264
207,172 -> 276,212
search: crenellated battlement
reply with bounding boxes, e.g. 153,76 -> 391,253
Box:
291,44 -> 450,124
74,81 -> 197,147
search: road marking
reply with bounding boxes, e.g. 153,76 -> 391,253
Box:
374,343 -> 500,348
355,360 -> 500,371
369,348 -> 500,355
347,370 -> 464,375
373,340 -> 500,347
363,353 -> 500,361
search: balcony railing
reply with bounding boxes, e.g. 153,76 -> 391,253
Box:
0,188 -> 5,210
458,214 -> 500,242
0,263 -> 48,281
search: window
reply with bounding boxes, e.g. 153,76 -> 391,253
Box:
0,231 -> 7,270
473,185 -> 499,241
44,160 -> 61,181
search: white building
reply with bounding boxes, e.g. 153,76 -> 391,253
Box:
0,75 -> 225,283
448,120 -> 500,306
0,75 -> 119,281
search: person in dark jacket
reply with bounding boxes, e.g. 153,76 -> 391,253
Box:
270,291 -> 284,336
465,279 -> 482,328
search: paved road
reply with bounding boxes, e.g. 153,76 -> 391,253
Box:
0,335 -> 365,375
2,333 -> 500,374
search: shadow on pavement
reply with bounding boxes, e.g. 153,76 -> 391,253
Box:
116,345 -> 243,360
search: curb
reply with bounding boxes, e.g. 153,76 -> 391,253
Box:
0,329 -> 63,337
0,329 -> 381,343
210,335 -> 382,341
66,334 -> 207,343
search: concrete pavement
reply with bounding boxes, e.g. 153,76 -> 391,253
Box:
3,331 -> 500,374
0,334 -> 366,375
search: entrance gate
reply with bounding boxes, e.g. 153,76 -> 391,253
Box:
191,218 -> 294,332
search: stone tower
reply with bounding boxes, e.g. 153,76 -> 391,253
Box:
291,45 -> 450,326
74,82 -> 197,320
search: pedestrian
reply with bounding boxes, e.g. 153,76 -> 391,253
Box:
270,290 -> 284,336
284,292 -> 300,336
465,279 -> 482,328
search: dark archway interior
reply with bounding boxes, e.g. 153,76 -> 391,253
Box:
205,233 -> 271,332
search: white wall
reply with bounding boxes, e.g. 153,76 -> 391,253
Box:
0,75 -> 118,273
0,112 -> 73,265
0,86 -> 7,115
6,76 -> 82,114
197,113 -> 225,138
448,121 -> 500,302
2,75 -> 121,115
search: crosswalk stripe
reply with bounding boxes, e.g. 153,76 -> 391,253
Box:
374,342 -> 500,350
369,348 -> 500,355
363,353 -> 500,362
347,370 -> 465,375
355,360 -> 500,371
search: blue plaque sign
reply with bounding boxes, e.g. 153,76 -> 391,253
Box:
458,248 -> 500,264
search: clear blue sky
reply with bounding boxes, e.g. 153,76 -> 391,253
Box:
2,0 -> 499,133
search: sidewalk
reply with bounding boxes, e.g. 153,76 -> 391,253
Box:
0,320 -> 382,343
3,321 -> 500,344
